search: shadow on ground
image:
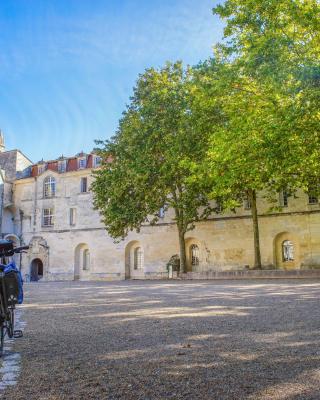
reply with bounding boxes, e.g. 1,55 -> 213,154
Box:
4,280 -> 320,400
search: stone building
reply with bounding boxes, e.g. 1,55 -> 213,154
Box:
1,132 -> 320,281
0,131 -> 33,265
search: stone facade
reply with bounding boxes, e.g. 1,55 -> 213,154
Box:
1,133 -> 320,281
0,132 -> 33,263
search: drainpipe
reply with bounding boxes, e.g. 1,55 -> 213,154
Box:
0,169 -> 5,237
33,177 -> 37,232
19,209 -> 24,270
0,187 -> 3,238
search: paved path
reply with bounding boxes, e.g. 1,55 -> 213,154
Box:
1,280 -> 320,399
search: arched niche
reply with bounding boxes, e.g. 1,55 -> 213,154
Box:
274,232 -> 300,269
185,237 -> 202,272
124,241 -> 144,279
74,243 -> 90,280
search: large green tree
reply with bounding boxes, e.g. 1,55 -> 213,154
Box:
92,62 -> 217,273
195,0 -> 320,268
193,59 -> 287,268
213,0 -> 320,183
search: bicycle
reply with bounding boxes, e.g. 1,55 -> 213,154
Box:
0,240 -> 29,356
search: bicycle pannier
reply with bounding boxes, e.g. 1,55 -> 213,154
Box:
4,271 -> 20,305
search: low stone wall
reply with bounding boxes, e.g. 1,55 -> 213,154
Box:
180,269 -> 320,280
34,269 -> 320,282
144,271 -> 173,280
45,272 -> 74,281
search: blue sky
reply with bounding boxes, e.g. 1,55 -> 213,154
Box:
0,0 -> 223,162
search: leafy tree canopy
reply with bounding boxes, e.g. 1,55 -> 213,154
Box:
92,62 -> 220,272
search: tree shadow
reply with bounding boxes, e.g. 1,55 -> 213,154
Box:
6,279 -> 320,400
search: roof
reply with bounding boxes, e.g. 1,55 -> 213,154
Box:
28,152 -> 106,178
0,149 -> 33,164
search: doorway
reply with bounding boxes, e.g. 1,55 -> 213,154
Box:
30,258 -> 44,281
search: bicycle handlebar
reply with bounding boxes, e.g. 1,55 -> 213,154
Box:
13,246 -> 29,253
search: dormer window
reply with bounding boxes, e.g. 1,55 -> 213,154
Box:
94,156 -> 102,167
38,164 -> 45,175
58,160 -> 67,173
78,158 -> 86,169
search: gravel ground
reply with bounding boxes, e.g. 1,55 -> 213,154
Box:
1,279 -> 320,400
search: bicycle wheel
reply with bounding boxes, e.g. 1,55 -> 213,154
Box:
0,323 -> 4,356
7,308 -> 14,339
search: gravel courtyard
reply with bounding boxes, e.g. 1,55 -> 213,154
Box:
2,280 -> 320,400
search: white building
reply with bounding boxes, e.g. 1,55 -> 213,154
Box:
2,132 -> 320,281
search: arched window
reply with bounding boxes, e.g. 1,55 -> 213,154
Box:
44,176 -> 56,197
282,240 -> 294,261
190,244 -> 200,266
83,249 -> 90,270
134,247 -> 143,270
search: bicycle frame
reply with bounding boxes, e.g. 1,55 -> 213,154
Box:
0,268 -> 8,324
0,254 -> 9,303
0,242 -> 28,355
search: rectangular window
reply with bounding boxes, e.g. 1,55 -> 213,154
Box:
78,158 -> 86,169
244,196 -> 252,210
283,240 -> 294,261
83,249 -> 90,270
279,190 -> 289,207
159,207 -> 165,219
215,200 -> 222,213
44,177 -> 56,198
308,194 -> 318,204
80,177 -> 88,193
42,208 -> 54,227
70,208 -> 76,226
308,186 -> 318,204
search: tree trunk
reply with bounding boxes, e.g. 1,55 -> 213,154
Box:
249,189 -> 262,269
178,229 -> 187,275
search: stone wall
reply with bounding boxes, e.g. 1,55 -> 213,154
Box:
0,151 -> 32,239
0,150 -> 32,182
13,168 -> 320,281
180,269 -> 320,280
